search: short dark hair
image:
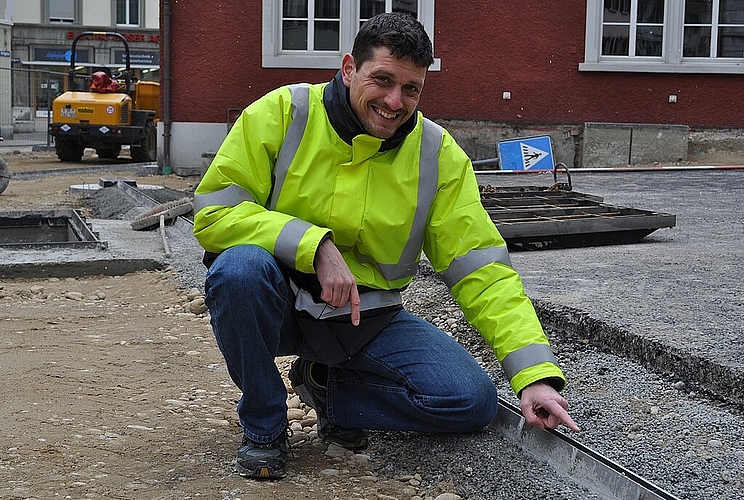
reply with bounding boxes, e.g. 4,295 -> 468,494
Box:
351,12 -> 434,69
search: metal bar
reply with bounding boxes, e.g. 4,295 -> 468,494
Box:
482,198 -> 602,208
68,209 -> 108,250
117,180 -> 161,207
490,398 -> 680,500
0,210 -> 107,250
475,165 -> 744,173
486,206 -> 620,217
491,211 -> 675,226
496,218 -> 675,238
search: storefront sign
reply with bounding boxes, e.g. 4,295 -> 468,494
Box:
113,49 -> 160,66
66,31 -> 159,44
33,47 -> 91,63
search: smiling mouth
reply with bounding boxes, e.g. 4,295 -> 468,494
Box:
372,105 -> 400,120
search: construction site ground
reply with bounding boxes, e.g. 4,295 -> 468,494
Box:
1,148 -> 744,500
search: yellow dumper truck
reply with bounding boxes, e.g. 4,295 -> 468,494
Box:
48,31 -> 159,162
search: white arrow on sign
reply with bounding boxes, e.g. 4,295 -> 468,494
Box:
521,143 -> 550,169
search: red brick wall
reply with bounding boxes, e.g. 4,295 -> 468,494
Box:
163,1 -> 743,127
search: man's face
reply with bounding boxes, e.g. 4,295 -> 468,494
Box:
341,47 -> 427,140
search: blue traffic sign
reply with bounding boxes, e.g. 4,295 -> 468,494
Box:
497,135 -> 555,171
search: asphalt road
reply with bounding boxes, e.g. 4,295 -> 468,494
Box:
477,168 -> 744,404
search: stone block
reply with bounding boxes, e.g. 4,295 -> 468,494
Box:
629,124 -> 689,165
583,123 -> 631,168
582,122 -> 689,168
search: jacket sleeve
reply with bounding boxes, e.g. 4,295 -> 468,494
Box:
423,131 -> 566,396
192,86 -> 331,273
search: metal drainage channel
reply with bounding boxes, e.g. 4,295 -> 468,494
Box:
116,180 -> 194,232
491,399 -> 679,500
479,184 -> 676,250
0,209 -> 108,250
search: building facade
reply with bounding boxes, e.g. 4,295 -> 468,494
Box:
2,0 -> 159,140
162,1 -> 744,170
1,0 -> 13,138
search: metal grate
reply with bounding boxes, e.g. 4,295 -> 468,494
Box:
480,185 -> 676,250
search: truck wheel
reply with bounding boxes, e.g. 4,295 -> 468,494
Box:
56,138 -> 85,162
0,157 -> 10,194
96,145 -> 121,160
131,121 -> 157,162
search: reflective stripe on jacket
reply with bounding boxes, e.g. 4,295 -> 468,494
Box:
193,82 -> 566,394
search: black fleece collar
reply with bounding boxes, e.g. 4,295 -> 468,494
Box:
323,70 -> 417,152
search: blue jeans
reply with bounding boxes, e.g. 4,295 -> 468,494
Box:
204,244 -> 499,444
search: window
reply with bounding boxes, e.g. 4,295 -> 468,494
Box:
263,0 -> 438,69
684,0 -> 744,57
49,0 -> 76,24
116,0 -> 140,27
601,0 -> 665,57
581,0 -> 744,73
359,0 -> 419,25
282,0 -> 341,51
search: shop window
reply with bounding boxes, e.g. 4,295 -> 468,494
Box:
263,0 -> 438,69
581,0 -> 744,74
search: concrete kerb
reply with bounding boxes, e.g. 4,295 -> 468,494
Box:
10,162 -> 161,180
534,299 -> 744,407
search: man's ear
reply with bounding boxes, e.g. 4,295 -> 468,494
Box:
341,53 -> 355,87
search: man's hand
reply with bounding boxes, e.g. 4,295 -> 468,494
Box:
314,239 -> 361,325
520,381 -> 580,433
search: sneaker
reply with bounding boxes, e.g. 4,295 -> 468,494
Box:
319,423 -> 369,451
289,358 -> 369,451
236,432 -> 289,479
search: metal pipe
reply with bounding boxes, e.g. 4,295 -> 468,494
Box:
471,157 -> 500,168
161,0 -> 172,174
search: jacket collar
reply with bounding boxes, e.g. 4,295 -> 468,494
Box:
323,70 -> 417,152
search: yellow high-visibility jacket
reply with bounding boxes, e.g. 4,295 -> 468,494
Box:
193,80 -> 566,395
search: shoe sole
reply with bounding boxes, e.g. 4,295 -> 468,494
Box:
321,433 -> 369,452
236,462 -> 287,480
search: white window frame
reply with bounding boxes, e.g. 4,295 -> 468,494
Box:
262,0 -> 439,70
580,0 -> 744,74
115,0 -> 141,27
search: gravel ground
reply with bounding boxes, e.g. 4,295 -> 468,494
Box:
12,165 -> 742,499
93,173 -> 744,500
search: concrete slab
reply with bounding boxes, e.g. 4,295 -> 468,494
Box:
0,218 -> 169,278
